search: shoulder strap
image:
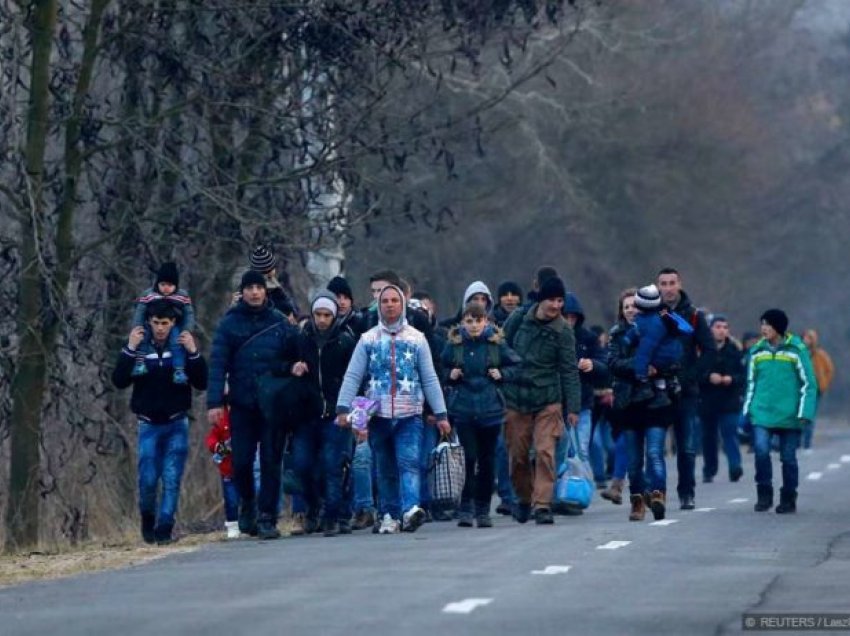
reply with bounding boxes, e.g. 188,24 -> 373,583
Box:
453,343 -> 464,369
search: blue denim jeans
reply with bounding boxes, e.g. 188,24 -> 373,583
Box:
352,440 -> 375,513
291,417 -> 354,521
625,427 -> 667,495
221,477 -> 240,522
674,396 -> 699,499
753,426 -> 801,493
419,423 -> 439,509
701,411 -> 742,479
369,415 -> 423,519
612,433 -> 629,480
137,418 -> 189,527
495,430 -> 515,504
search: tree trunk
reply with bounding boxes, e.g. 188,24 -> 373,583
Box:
6,0 -> 57,551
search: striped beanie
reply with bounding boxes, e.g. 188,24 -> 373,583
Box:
635,284 -> 662,310
250,245 -> 277,273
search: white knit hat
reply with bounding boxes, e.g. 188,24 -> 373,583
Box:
635,284 -> 662,310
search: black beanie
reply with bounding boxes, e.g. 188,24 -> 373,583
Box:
537,276 -> 566,302
240,270 -> 267,291
156,262 -> 179,287
497,280 -> 523,299
760,309 -> 789,335
327,276 -> 353,301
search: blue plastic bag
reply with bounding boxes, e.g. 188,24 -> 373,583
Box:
554,427 -> 594,509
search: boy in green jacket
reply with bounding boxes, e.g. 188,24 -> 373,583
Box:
743,309 -> 817,514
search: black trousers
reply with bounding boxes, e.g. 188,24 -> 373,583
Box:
229,405 -> 285,518
455,421 -> 501,514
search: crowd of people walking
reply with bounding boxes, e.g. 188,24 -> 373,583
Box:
112,248 -> 831,544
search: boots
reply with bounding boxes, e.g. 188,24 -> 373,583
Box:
775,489 -> 797,514
141,513 -> 156,544
649,490 -> 666,521
754,485 -> 774,512
238,500 -> 258,536
629,494 -> 646,521
257,516 -> 281,540
601,479 -> 624,505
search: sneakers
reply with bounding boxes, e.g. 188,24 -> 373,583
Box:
476,514 -> 493,528
141,513 -> 156,544
534,508 -> 554,525
337,519 -> 352,535
378,513 -> 401,534
600,478 -> 624,505
290,512 -> 307,536
457,511 -> 474,528
495,501 -> 513,516
351,509 -> 375,531
679,494 -> 695,510
238,501 -> 258,536
729,466 -> 744,482
431,508 -> 453,522
131,360 -> 148,377
257,517 -> 281,540
172,368 -> 188,385
512,502 -> 532,524
402,506 -> 426,533
649,490 -> 666,521
225,520 -> 241,539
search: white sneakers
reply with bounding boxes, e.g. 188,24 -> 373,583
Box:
378,513 -> 401,534
402,505 -> 426,533
225,520 -> 241,539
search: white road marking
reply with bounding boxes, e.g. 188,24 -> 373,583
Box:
695,507 -> 716,512
827,463 -> 841,470
531,565 -> 572,575
729,498 -> 749,503
442,599 -> 494,614
807,472 -> 823,481
597,540 -> 632,550
840,455 -> 850,463
649,519 -> 679,526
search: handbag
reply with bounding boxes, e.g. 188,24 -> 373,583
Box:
554,426 -> 594,509
427,432 -> 466,508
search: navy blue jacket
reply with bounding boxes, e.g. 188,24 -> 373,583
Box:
440,325 -> 521,425
628,311 -> 683,379
207,300 -> 300,410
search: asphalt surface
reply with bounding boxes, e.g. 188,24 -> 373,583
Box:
2,418 -> 850,636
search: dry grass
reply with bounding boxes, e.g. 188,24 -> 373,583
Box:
0,532 -> 220,589
0,519 -> 299,588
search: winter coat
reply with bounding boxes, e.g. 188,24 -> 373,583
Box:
668,291 -> 714,397
629,311 -> 683,378
440,324 -> 521,425
698,338 -> 745,415
205,410 -> 233,478
112,343 -> 207,423
298,321 -> 358,418
502,304 -> 581,415
207,300 -> 300,410
132,287 -> 195,331
491,304 -> 515,327
743,334 -> 818,429
564,293 -> 609,411
337,287 -> 447,420
337,308 -> 366,337
607,320 -> 675,429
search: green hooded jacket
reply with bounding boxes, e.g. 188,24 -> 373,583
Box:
502,304 -> 581,414
743,333 -> 817,429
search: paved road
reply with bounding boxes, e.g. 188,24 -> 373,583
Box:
3,419 -> 850,636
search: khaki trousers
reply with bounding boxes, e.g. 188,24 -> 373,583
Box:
505,404 -> 565,509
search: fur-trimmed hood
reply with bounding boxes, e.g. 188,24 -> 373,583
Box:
447,324 -> 504,345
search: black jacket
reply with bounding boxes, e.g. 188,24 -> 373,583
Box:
565,293 -> 609,411
491,304 -> 514,327
698,338 -> 745,415
112,344 -> 207,423
669,291 -> 714,397
298,322 -> 358,418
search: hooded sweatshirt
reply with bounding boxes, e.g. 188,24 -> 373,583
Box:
440,281 -> 494,328
336,285 -> 447,420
